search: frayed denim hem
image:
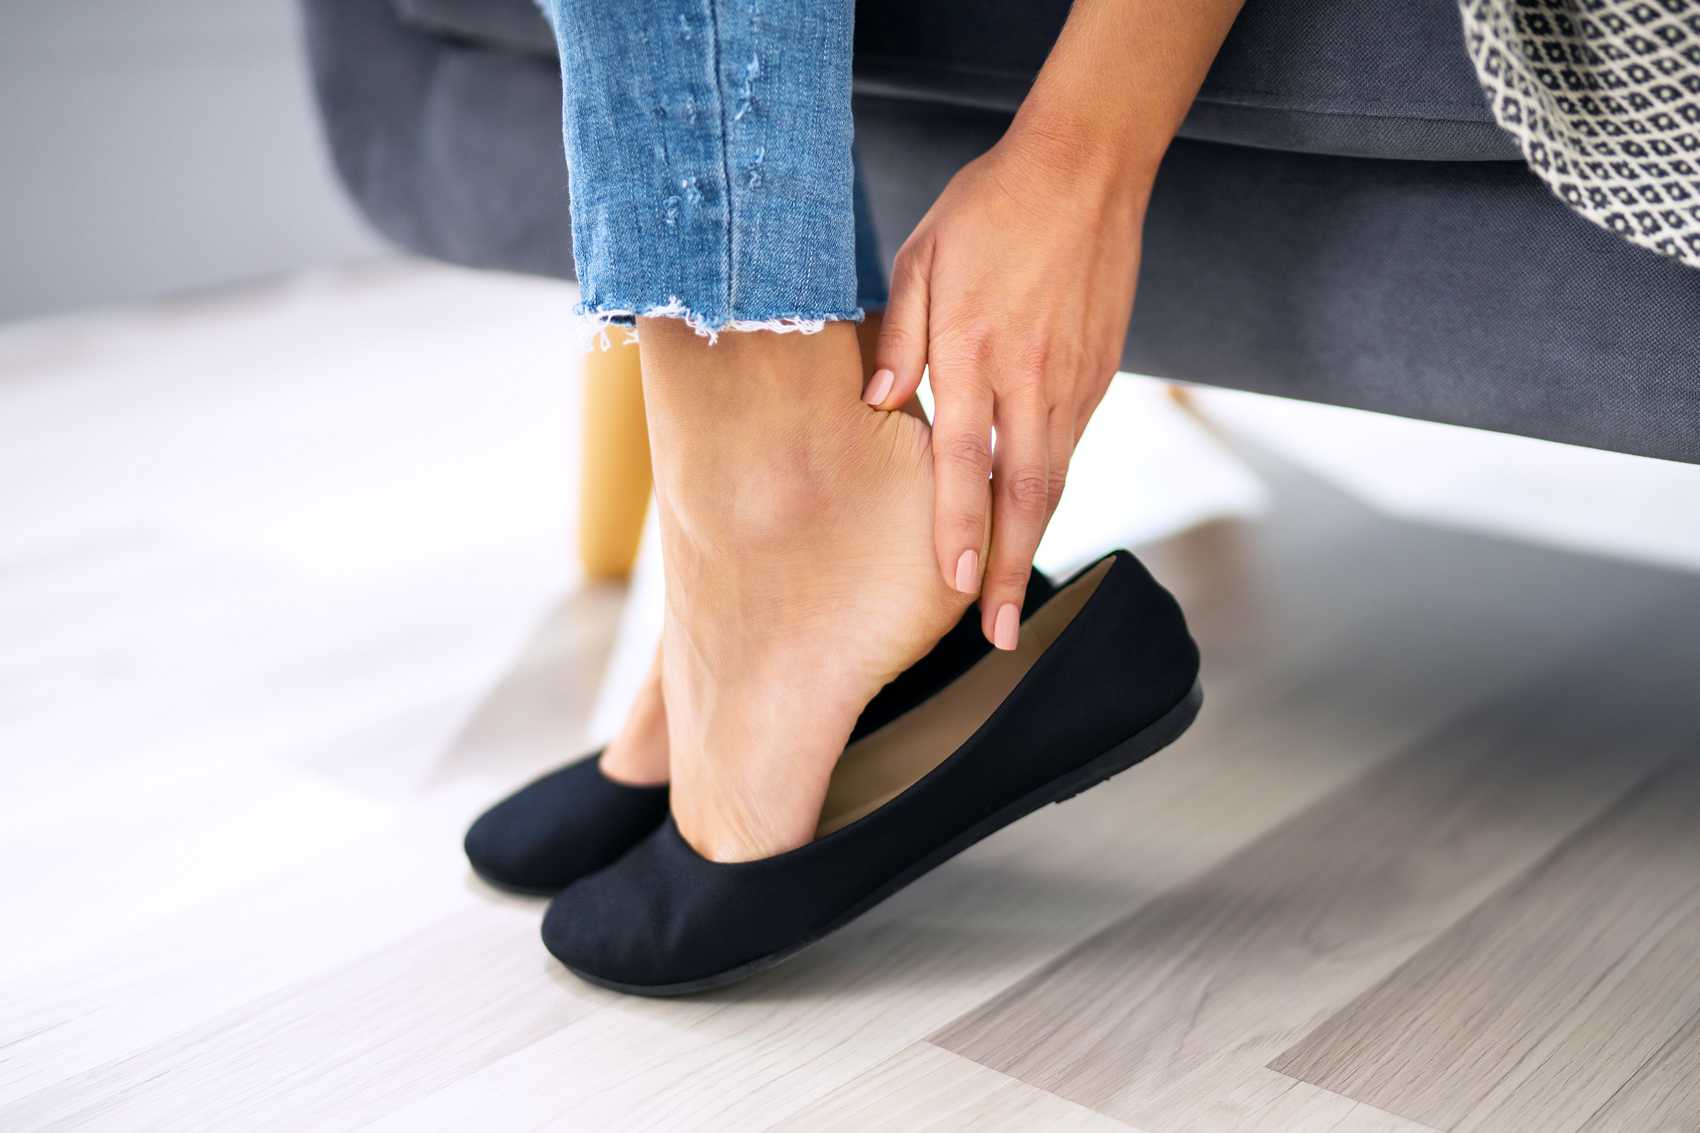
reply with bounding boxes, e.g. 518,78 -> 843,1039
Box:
575,298 -> 863,348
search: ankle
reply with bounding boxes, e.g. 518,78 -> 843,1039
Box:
597,651 -> 670,786
637,319 -> 889,552
636,318 -> 864,401
636,320 -> 865,463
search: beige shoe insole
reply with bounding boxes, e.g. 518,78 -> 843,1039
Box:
815,558 -> 1114,838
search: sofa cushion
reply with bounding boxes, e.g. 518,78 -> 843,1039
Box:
389,0 -> 557,57
315,0 -> 575,278
1186,0 -> 1519,160
853,0 -> 1520,161
388,0 -> 1520,162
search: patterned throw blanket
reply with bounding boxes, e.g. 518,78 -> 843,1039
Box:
1461,0 -> 1700,268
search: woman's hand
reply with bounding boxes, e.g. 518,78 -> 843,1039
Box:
864,0 -> 1244,648
868,127 -> 1146,649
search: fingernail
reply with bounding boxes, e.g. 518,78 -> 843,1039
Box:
954,549 -> 979,594
863,368 -> 895,407
993,603 -> 1020,651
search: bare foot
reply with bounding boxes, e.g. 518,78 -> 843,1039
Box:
595,312 -> 908,793
639,319 -> 975,862
597,645 -> 669,786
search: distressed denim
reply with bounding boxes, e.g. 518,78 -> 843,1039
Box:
537,0 -> 883,336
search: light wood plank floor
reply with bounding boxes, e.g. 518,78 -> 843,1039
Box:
1272,727 -> 1700,1133
6,268 -> 1700,1131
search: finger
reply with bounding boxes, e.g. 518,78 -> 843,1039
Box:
867,240 -> 931,410
981,394 -> 1051,648
930,378 -> 994,595
1072,368 -> 1117,444
1044,403 -> 1076,529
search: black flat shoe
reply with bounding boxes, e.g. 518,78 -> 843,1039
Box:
542,550 -> 1201,995
465,756 -> 669,896
464,570 -> 1059,895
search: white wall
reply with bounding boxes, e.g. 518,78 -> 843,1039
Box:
0,0 -> 391,323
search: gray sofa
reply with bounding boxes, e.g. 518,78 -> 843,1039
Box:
303,0 -> 1700,464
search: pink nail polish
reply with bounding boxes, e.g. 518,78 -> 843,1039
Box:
863,368 -> 895,407
954,549 -> 978,594
993,603 -> 1020,650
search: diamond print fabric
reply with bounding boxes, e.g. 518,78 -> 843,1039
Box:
1460,0 -> 1700,268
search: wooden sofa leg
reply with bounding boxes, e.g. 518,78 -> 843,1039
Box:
578,331 -> 652,580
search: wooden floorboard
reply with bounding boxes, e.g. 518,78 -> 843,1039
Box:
1273,742 -> 1700,1133
0,906 -> 603,1133
1579,1005 -> 1700,1133
930,608 -> 1700,1132
769,1043 -> 1445,1133
765,1042 -> 1144,1133
423,584 -> 626,789
1169,1066 -> 1445,1133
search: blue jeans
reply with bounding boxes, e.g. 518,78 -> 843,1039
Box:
536,0 -> 886,335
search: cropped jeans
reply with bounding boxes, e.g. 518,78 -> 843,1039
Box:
535,0 -> 885,336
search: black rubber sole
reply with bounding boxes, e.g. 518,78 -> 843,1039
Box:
567,681 -> 1204,997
